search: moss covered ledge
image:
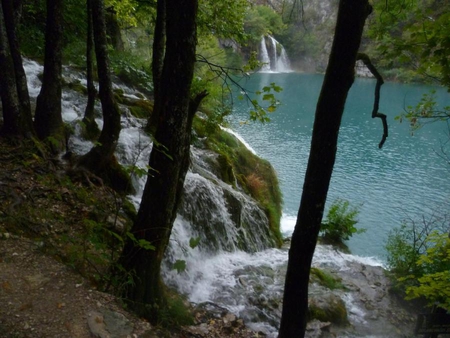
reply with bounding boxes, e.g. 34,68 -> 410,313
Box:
192,116 -> 283,247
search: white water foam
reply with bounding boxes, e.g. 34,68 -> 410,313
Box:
21,60 -> 388,337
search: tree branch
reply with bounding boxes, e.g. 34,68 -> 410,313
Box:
357,53 -> 389,148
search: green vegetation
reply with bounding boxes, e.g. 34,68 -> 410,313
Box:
386,218 -> 450,311
192,117 -> 283,246
366,0 -> 450,87
320,199 -> 365,246
310,267 -> 344,290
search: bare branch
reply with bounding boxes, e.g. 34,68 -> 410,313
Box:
357,53 -> 389,148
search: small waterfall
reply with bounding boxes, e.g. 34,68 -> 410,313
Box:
259,37 -> 271,72
259,35 -> 292,73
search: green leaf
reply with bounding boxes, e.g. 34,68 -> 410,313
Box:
173,260 -> 187,273
189,237 -> 201,249
138,239 -> 155,251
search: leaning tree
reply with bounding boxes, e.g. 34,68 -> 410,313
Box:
278,0 -> 387,337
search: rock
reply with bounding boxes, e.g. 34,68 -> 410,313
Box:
87,309 -> 133,338
223,313 -> 237,325
309,293 -> 348,325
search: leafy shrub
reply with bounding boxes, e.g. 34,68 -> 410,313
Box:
386,215 -> 450,311
321,199 -> 364,244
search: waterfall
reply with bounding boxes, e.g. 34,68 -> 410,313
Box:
259,37 -> 271,72
21,59 -> 395,338
259,35 -> 292,73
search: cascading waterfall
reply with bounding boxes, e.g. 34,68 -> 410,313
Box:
259,37 -> 271,72
259,35 -> 292,73
21,59 -> 393,338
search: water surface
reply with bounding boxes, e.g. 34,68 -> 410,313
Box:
230,73 -> 450,259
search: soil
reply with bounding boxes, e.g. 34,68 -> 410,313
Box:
0,138 -> 263,338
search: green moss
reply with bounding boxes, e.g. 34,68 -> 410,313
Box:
310,267 -> 345,290
308,295 -> 349,325
126,99 -> 153,119
193,119 -> 283,247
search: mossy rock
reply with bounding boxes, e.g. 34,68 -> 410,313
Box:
193,121 -> 283,247
308,293 -> 349,325
310,267 -> 344,290
216,154 -> 235,185
67,81 -> 88,95
127,99 -> 153,119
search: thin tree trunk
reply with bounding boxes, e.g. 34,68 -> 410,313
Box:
278,1 -> 372,337
77,0 -> 121,172
147,0 -> 166,132
34,0 -> 64,145
82,0 -> 99,140
121,0 -> 204,324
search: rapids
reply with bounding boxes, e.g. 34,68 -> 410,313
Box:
21,59 -> 416,337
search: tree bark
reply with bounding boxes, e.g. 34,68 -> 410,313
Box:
34,0 -> 64,145
0,0 -> 33,137
82,0 -> 100,140
278,1 -> 372,337
121,0 -> 204,323
2,0 -> 33,136
77,0 -> 122,181
0,2 -> 20,136
147,0 -> 166,132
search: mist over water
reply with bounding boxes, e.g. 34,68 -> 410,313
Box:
231,73 -> 450,259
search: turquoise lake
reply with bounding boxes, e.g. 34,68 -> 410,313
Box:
230,73 -> 450,259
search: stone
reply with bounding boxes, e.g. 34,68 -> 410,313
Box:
87,309 -> 133,338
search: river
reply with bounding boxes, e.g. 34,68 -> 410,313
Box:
230,72 -> 450,259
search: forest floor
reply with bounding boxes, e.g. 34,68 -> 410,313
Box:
0,137 -> 263,338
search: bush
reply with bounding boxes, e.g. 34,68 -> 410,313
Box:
320,199 -> 364,245
386,215 -> 450,311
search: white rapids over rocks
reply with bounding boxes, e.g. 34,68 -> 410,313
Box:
22,59 -> 417,338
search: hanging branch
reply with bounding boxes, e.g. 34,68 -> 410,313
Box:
357,53 -> 388,148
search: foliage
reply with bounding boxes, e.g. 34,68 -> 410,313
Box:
367,0 -> 450,88
395,89 -> 450,132
320,199 -> 364,244
244,5 -> 286,45
385,213 -> 450,310
238,82 -> 283,124
401,232 -> 450,310
198,0 -> 248,42
109,51 -> 153,94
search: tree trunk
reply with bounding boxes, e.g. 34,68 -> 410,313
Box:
147,0 -> 166,132
0,2 -> 20,136
34,0 -> 64,146
278,1 -> 371,337
82,0 -> 100,140
2,0 -> 34,136
77,0 -> 122,185
0,0 -> 33,137
121,0 -> 204,323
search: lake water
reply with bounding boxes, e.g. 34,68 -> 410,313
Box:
230,73 -> 450,259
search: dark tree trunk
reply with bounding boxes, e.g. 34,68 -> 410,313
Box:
34,0 -> 64,146
0,0 -> 33,137
278,1 -> 372,337
2,0 -> 34,136
121,0 -> 205,323
77,0 -> 121,177
105,8 -> 124,51
147,0 -> 166,132
82,0 -> 99,140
